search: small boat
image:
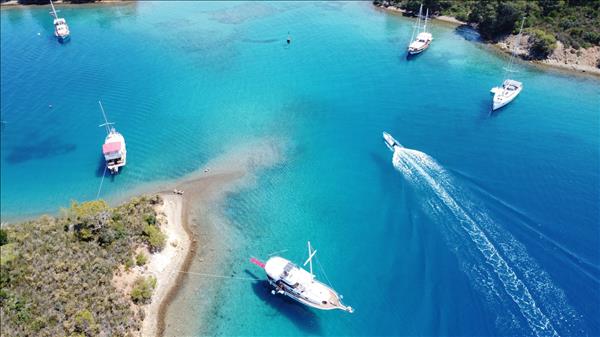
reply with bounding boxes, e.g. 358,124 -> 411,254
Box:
408,4 -> 432,55
383,131 -> 403,152
250,242 -> 354,313
98,101 -> 126,174
491,17 -> 525,111
49,0 -> 70,42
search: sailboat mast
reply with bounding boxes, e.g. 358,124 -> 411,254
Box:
409,4 -> 423,44
303,241 -> 318,276
49,0 -> 58,18
98,101 -> 112,134
308,241 -> 313,275
506,17 -> 526,74
423,8 -> 429,33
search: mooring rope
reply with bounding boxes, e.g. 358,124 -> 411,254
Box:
179,270 -> 257,281
96,166 -> 107,199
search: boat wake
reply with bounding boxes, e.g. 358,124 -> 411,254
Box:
391,148 -> 584,337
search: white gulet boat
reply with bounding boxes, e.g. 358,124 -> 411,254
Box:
251,242 -> 354,313
408,4 -> 432,55
49,0 -> 70,41
490,17 -> 526,111
98,101 -> 126,174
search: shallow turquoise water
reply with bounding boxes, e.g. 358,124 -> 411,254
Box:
1,2 -> 599,336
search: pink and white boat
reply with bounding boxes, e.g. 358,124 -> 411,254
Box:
99,101 -> 126,174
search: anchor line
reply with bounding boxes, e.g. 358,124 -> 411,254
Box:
96,166 -> 107,199
179,270 -> 257,281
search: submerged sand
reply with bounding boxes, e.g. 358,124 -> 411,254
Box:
113,139 -> 284,337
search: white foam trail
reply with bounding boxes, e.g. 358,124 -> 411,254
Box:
392,148 -> 583,337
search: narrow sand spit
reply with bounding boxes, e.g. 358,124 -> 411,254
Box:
140,193 -> 190,337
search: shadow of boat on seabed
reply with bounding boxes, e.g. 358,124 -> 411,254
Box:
251,278 -> 323,335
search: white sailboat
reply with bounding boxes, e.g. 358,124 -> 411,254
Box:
408,4 -> 432,55
49,0 -> 70,41
250,242 -> 354,313
490,17 -> 526,111
98,101 -> 126,174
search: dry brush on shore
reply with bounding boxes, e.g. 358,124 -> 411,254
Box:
0,195 -> 166,337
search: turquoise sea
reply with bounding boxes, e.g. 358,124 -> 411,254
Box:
1,2 -> 599,336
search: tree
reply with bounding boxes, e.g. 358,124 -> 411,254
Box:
130,276 -> 156,304
529,29 -> 557,58
539,0 -> 564,16
0,229 -> 7,246
143,225 -> 166,252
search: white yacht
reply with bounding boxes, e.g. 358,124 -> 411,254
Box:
98,101 -> 126,174
383,132 -> 403,152
251,242 -> 354,313
49,0 -> 70,41
490,17 -> 526,111
408,4 -> 432,55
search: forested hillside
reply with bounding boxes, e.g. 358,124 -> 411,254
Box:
374,0 -> 600,59
0,195 -> 165,337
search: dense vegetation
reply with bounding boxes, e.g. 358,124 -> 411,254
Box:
0,195 -> 165,337
375,0 -> 600,56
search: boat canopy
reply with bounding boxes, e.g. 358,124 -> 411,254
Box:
103,142 -> 121,154
503,79 -> 523,87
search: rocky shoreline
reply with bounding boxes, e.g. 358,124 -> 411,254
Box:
374,3 -> 600,77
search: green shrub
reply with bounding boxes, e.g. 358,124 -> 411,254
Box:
74,309 -> 98,336
136,252 -> 148,266
125,257 -> 134,271
143,225 -> 166,252
130,276 -> 156,304
0,228 -> 7,246
529,29 -> 557,59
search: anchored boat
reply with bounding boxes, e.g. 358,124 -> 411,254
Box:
98,101 -> 126,174
490,17 -> 525,111
250,242 -> 354,313
49,0 -> 70,42
408,4 -> 432,55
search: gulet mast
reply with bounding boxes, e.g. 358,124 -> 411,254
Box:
98,101 -> 114,135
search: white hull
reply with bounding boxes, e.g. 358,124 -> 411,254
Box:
383,132 -> 402,152
492,80 -> 523,110
264,253 -> 353,313
267,278 -> 349,312
408,38 -> 431,55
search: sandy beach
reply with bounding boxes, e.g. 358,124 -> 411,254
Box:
140,193 -> 190,337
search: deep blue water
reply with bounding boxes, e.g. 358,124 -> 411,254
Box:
1,2 -> 599,336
